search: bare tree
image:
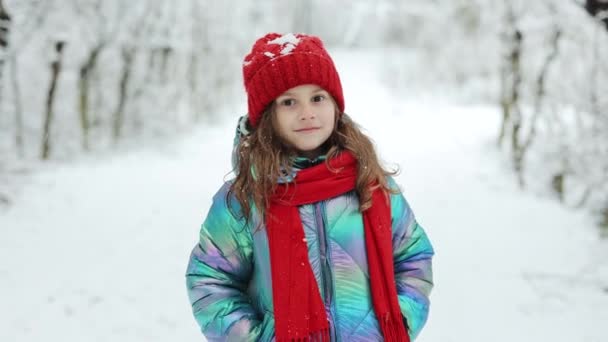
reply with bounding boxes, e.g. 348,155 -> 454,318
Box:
518,6 -> 562,189
4,1 -> 51,159
78,41 -> 104,150
111,1 -> 155,136
41,40 -> 65,160
589,3 -> 606,122
75,13 -> 104,147
498,4 -> 522,147
73,0 -> 130,150
601,202 -> 608,230
498,3 -> 525,185
0,0 -> 11,110
10,53 -> 22,157
112,45 -> 134,142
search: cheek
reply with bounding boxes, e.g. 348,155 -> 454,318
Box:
323,112 -> 335,128
323,107 -> 337,127
273,112 -> 289,135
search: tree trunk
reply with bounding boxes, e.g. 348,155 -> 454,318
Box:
589,14 -> 603,123
0,0 -> 11,111
187,51 -> 201,121
499,4 -> 528,187
551,172 -> 565,202
78,42 -> 105,151
11,53 -> 23,158
159,46 -> 172,84
516,26 -> 562,187
498,61 -> 509,146
530,27 -> 561,139
0,0 -> 8,48
112,46 -> 135,142
41,41 -> 65,160
498,4 -> 523,150
600,202 -> 608,231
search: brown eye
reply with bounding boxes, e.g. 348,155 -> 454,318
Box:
280,99 -> 296,106
312,95 -> 325,102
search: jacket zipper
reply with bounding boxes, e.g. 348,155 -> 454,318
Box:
315,201 -> 337,341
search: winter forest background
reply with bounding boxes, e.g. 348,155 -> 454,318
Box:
1,0 -> 608,341
1,0 -> 607,230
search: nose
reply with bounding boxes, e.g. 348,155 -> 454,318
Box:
299,102 -> 316,121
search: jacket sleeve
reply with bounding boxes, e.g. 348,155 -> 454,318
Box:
389,179 -> 435,340
186,183 -> 271,341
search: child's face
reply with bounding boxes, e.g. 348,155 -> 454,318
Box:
273,84 -> 336,159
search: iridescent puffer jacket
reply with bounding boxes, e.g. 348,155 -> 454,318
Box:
186,118 -> 434,341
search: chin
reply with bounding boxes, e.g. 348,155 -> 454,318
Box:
296,144 -> 322,152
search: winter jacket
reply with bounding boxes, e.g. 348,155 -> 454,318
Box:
186,174 -> 434,341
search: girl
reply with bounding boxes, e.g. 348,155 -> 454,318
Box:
186,33 -> 434,342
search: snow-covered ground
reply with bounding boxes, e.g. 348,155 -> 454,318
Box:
1,50 -> 607,342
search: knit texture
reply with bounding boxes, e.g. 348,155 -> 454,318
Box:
266,151 -> 409,342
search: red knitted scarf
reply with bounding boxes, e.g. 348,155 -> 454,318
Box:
266,151 -> 409,342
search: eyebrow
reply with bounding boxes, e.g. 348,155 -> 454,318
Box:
279,87 -> 325,97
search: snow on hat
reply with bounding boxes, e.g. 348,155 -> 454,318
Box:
242,33 -> 345,128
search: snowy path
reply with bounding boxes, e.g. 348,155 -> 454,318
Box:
1,51 -> 607,342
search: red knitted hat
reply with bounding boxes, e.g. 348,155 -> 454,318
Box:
242,33 -> 345,128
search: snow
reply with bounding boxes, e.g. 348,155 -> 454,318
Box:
268,33 -> 300,55
1,49 -> 607,342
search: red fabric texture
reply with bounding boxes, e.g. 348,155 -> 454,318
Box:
266,151 -> 409,342
242,33 -> 345,128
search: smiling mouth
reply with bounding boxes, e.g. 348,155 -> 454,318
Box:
295,127 -> 320,132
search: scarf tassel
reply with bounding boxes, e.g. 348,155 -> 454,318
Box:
379,313 -> 410,342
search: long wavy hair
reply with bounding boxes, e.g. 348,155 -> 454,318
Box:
227,100 -> 398,225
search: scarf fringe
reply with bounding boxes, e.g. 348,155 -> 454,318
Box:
379,313 -> 410,342
276,328 -> 330,342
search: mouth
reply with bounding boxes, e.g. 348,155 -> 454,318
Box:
294,127 -> 321,132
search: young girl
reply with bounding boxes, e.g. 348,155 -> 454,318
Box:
186,33 -> 434,342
